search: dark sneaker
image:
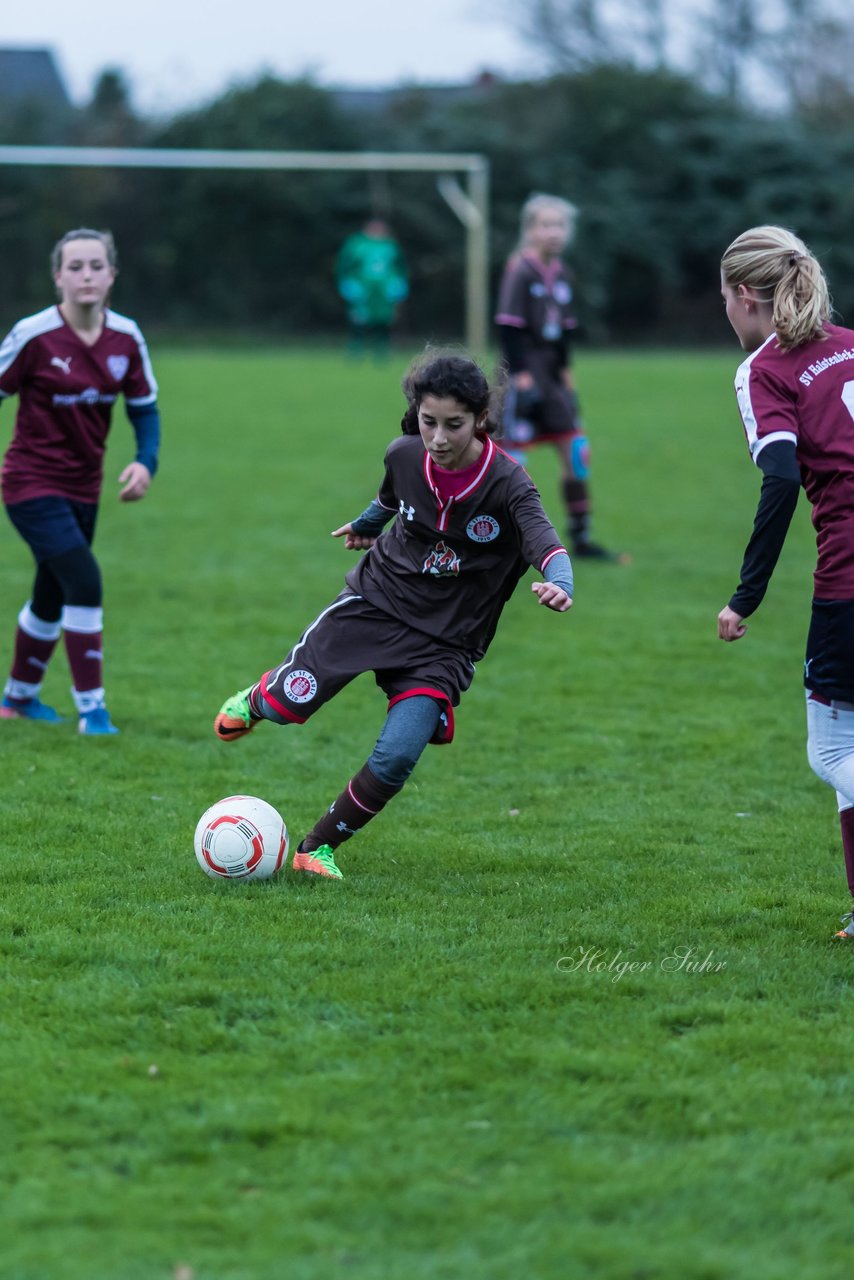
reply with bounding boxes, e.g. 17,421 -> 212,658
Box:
572,540 -> 631,564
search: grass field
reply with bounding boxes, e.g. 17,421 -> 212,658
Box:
1,346 -> 851,1280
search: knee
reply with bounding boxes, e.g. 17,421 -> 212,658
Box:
368,740 -> 420,788
807,702 -> 854,790
807,732 -> 832,786
369,695 -> 441,787
46,547 -> 102,607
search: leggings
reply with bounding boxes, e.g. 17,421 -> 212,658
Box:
30,546 -> 102,622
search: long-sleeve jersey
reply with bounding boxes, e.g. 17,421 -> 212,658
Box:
733,323 -> 854,602
0,305 -> 158,505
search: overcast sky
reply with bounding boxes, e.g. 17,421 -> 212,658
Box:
4,1 -> 539,115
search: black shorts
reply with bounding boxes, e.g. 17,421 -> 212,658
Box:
259,592 -> 477,743
805,599 -> 854,702
5,495 -> 98,563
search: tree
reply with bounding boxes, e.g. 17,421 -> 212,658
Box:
504,0 -> 854,112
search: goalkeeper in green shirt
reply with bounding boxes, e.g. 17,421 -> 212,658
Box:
336,219 -> 409,359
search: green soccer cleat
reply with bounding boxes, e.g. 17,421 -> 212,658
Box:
291,843 -> 344,879
214,687 -> 257,741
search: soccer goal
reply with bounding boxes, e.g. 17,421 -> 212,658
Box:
0,145 -> 490,352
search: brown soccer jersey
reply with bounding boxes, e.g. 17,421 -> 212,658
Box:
345,434 -> 567,660
495,250 -> 578,354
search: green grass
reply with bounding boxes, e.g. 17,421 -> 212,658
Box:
1,347 -> 851,1280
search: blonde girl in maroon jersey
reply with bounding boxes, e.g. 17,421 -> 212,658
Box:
718,224 -> 854,936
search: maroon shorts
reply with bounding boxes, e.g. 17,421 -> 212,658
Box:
259,592 -> 476,744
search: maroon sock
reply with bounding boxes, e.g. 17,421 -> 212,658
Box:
10,625 -> 59,685
64,629 -> 103,692
301,763 -> 404,852
840,807 -> 854,898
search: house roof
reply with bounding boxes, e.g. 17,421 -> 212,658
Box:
0,48 -> 71,108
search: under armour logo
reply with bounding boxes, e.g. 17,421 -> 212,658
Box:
336,821 -> 356,835
399,500 -> 415,522
50,356 -> 72,374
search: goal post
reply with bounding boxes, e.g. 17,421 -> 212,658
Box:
0,145 -> 491,353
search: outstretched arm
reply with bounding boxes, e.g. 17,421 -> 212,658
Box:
718,440 -> 800,642
331,498 -> 393,550
531,549 -> 573,613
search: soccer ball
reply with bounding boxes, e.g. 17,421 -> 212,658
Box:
194,795 -> 289,880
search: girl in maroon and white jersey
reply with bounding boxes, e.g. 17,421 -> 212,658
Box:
214,352 -> 573,880
718,224 -> 854,937
0,228 -> 161,734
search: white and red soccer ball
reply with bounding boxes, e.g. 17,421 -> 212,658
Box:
194,795 -> 288,880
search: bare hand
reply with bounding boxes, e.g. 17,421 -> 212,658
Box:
331,524 -> 376,551
118,462 -> 151,502
531,581 -> 572,613
718,605 -> 747,641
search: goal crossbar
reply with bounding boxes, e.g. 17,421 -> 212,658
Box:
0,145 -> 490,350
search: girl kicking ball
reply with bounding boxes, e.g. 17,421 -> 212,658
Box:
214,351 -> 573,878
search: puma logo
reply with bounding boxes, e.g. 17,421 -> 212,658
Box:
50,356 -> 72,374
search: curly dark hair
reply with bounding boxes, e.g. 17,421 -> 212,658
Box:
400,350 -> 505,436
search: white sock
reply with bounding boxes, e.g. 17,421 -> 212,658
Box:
72,686 -> 106,714
4,677 -> 42,701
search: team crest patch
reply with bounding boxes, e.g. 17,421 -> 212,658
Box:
423,540 -> 461,576
107,355 -> 129,381
466,514 -> 500,543
283,669 -> 317,703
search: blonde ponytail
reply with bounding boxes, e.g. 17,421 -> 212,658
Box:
721,225 -> 831,351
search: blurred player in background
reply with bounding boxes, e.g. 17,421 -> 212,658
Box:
718,224 -> 854,938
0,227 -> 161,734
214,351 -> 573,879
336,218 -> 409,360
496,193 -> 624,562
